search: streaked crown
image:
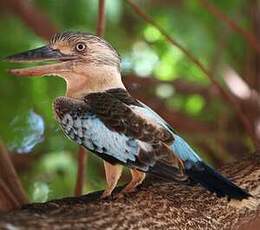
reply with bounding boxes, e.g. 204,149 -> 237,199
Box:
49,32 -> 121,68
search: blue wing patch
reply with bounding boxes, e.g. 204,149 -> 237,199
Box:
60,112 -> 139,163
171,135 -> 201,162
131,103 -> 201,163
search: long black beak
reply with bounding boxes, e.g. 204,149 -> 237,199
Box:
4,46 -> 77,77
5,46 -> 74,62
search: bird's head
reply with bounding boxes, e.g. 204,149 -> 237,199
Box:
5,31 -> 124,97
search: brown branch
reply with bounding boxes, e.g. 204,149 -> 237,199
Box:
198,0 -> 260,53
0,0 -> 57,40
74,147 -> 87,196
123,74 -> 218,99
0,153 -> 259,229
0,142 -> 28,212
96,0 -> 106,37
0,179 -> 20,212
126,0 -> 258,148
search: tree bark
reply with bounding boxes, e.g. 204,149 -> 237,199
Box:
0,153 -> 259,230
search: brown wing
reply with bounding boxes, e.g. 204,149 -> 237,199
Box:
84,92 -> 186,174
84,92 -> 173,144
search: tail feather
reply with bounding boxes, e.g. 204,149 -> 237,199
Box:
170,134 -> 251,200
184,160 -> 251,200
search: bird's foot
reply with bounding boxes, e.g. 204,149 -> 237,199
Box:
101,162 -> 123,199
115,169 -> 146,198
101,189 -> 113,199
115,187 -> 137,199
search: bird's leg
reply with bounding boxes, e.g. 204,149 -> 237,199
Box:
168,149 -> 185,176
101,161 -> 123,198
120,169 -> 146,194
177,158 -> 185,176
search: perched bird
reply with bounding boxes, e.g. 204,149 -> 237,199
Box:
5,32 -> 251,200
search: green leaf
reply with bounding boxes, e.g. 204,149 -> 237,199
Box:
185,95 -> 205,115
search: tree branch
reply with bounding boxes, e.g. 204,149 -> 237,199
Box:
0,142 -> 28,212
0,179 -> 20,212
198,0 -> 260,53
1,153 -> 259,229
123,74 -> 218,99
0,0 -> 57,40
96,0 -> 106,37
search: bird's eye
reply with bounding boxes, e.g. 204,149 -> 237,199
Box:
75,42 -> 86,52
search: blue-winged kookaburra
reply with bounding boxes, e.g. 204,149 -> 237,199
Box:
5,32 -> 251,199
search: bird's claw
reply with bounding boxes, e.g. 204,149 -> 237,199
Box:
101,190 -> 113,199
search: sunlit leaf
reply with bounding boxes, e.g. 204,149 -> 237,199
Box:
132,41 -> 159,77
185,95 -> 205,115
143,26 -> 162,42
154,47 -> 183,80
32,181 -> 49,202
156,83 -> 174,98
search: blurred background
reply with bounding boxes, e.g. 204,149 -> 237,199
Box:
0,0 -> 259,204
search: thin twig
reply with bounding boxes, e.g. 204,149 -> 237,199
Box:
96,0 -> 106,37
74,147 -> 87,196
0,142 -> 28,208
0,179 -> 20,212
0,0 -> 57,40
127,0 -> 210,77
126,0 -> 258,148
124,74 -> 216,99
198,0 -> 260,53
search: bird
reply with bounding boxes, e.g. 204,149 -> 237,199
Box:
5,31 -> 251,200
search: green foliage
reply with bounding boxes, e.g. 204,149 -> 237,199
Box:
32,181 -> 49,202
185,95 -> 205,116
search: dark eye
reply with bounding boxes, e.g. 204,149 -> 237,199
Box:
75,42 -> 86,52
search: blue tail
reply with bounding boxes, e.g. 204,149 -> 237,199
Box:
171,135 -> 251,200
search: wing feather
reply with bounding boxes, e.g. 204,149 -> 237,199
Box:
84,92 -> 173,143
53,94 -> 183,175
